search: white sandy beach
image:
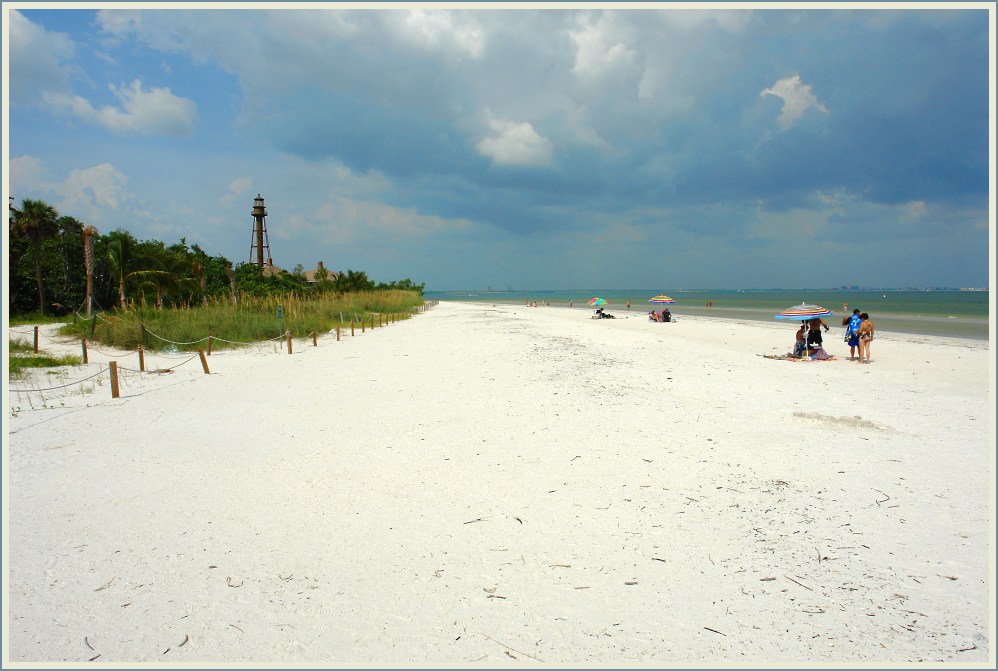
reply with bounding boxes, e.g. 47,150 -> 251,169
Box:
3,301 -> 995,667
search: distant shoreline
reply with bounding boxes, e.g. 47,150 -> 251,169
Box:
440,298 -> 990,341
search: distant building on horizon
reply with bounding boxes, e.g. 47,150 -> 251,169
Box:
261,258 -> 284,277
305,260 -> 340,284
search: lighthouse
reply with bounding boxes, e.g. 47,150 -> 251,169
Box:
248,194 -> 272,268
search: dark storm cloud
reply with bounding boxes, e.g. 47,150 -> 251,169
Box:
7,6 -> 990,290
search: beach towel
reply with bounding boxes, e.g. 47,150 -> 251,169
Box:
760,353 -> 838,362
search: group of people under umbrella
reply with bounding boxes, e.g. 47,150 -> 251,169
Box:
588,295 -> 676,320
776,303 -> 875,362
586,296 -> 874,362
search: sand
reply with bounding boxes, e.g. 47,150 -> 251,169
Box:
3,301 -> 994,666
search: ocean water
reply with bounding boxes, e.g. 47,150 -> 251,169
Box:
424,289 -> 991,341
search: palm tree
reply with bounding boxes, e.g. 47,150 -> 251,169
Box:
106,236 -> 131,306
9,199 -> 60,315
82,226 -> 99,317
133,251 -> 196,308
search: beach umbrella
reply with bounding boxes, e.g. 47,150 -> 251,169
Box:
648,295 -> 676,304
587,297 -> 608,306
775,303 -> 834,355
774,303 -> 833,321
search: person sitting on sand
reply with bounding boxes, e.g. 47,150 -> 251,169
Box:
663,308 -> 672,323
648,310 -> 660,322
793,324 -> 807,357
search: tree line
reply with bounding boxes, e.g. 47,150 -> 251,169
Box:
7,198 -> 425,317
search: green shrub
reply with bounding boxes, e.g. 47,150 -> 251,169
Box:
8,339 -> 82,379
59,290 -> 425,351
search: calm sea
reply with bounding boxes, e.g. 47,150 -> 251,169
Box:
424,289 -> 992,341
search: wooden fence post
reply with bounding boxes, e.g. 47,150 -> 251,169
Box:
312,330 -> 317,347
207,334 -> 212,356
109,361 -> 120,398
81,339 -> 88,364
361,319 -> 365,334
140,323 -> 147,348
90,315 -> 98,337
336,327 -> 341,342
286,330 -> 293,354
197,349 -> 210,374
138,346 -> 145,372
351,321 -> 355,337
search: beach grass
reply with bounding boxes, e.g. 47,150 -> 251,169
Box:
8,312 -> 70,327
8,338 -> 83,379
57,290 -> 425,352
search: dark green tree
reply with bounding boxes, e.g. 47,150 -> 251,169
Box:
103,229 -> 138,306
333,269 -> 375,293
233,262 -> 307,297
9,199 -> 60,314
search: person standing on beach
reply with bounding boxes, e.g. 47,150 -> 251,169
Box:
626,300 -> 631,310
857,313 -> 874,363
805,316 -> 830,351
843,309 -> 862,360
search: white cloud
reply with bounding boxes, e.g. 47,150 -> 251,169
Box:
309,197 -> 472,246
42,79 -> 197,136
6,157 -> 131,229
96,10 -> 143,42
570,15 -> 637,78
7,9 -> 75,105
57,164 -> 129,214
477,117 -> 554,167
220,177 -> 253,205
394,10 -> 485,58
655,9 -> 752,32
760,75 -> 829,129
8,155 -> 51,196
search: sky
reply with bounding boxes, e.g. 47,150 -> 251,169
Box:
3,3 -> 994,291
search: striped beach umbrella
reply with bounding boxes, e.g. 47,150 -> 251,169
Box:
774,303 -> 834,321
648,295 -> 676,304
587,297 -> 608,306
776,304 -> 834,355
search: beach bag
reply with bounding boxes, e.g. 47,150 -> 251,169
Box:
843,332 -> 850,343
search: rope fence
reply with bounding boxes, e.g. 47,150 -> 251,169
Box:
8,301 -> 438,410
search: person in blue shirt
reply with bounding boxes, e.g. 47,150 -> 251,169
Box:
843,308 -> 863,360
